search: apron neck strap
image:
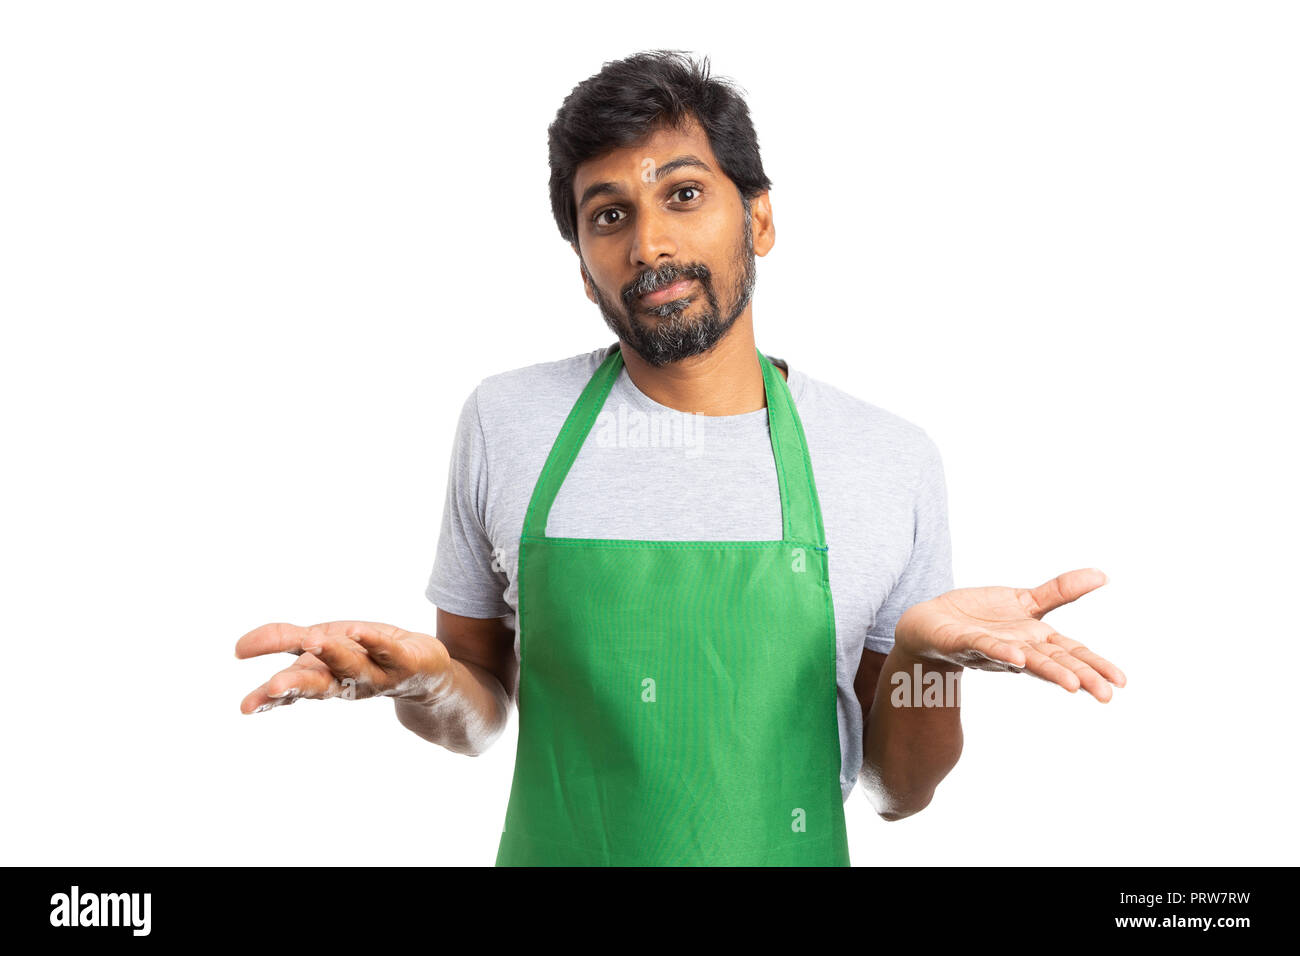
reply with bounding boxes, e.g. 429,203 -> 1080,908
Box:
521,344 -> 827,546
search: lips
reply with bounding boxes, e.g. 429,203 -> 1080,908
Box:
640,278 -> 695,305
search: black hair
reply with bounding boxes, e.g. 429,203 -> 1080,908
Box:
548,50 -> 772,248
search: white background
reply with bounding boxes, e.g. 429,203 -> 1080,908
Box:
2,1 -> 1295,866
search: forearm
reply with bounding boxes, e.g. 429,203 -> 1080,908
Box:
860,645 -> 964,820
393,656 -> 510,756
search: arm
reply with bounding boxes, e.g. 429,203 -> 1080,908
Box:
393,608 -> 515,756
405,382 -> 519,755
856,644 -> 963,821
862,567 -> 1125,819
854,430 -> 961,819
236,387 -> 524,755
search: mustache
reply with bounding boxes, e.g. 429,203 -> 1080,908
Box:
622,264 -> 710,306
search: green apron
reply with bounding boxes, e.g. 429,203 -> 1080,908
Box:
495,344 -> 850,866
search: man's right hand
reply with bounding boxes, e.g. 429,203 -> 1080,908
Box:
235,621 -> 452,714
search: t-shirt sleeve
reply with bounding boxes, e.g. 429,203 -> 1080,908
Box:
424,386 -> 512,619
863,432 -> 954,654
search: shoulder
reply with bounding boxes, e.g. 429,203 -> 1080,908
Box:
785,360 -> 942,473
478,343 -> 609,393
464,343 -> 613,435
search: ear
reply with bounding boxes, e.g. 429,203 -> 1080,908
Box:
749,190 -> 775,258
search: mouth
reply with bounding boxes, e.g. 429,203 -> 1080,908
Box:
639,278 -> 696,306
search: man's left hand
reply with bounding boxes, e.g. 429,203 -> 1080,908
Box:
894,567 -> 1126,702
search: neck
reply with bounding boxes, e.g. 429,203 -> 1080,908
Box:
615,315 -> 786,416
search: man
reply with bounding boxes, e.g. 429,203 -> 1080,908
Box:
235,50 -> 1124,866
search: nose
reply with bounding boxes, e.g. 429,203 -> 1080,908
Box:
630,204 -> 678,271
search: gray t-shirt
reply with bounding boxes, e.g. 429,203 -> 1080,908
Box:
426,342 -> 953,803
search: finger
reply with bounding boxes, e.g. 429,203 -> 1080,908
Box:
242,680 -> 297,714
1043,632 -> 1128,688
302,634 -> 370,679
1023,568 -> 1108,618
966,632 -> 1027,668
241,672 -> 330,715
235,620 -> 404,660
234,622 -> 315,660
1034,636 -> 1113,702
1074,651 -> 1126,688
352,628 -> 411,669
268,660 -> 340,700
1019,644 -> 1082,693
240,656 -> 339,714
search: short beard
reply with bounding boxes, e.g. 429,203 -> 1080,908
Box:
582,200 -> 757,368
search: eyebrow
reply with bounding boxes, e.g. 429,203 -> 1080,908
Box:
577,155 -> 714,213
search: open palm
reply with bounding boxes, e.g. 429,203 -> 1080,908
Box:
894,567 -> 1125,702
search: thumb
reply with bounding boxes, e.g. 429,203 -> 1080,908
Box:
1026,567 -> 1108,618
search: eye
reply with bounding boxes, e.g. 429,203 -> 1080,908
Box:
590,184 -> 705,229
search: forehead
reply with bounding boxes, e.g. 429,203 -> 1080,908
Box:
572,116 -> 720,197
